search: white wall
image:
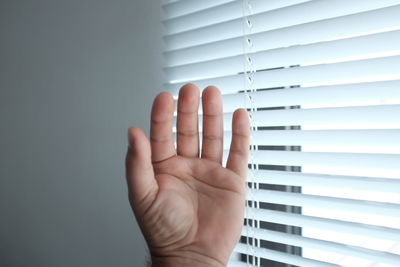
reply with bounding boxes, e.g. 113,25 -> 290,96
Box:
0,1 -> 164,266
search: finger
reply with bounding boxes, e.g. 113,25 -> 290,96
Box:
226,109 -> 250,178
177,83 -> 200,157
126,127 -> 158,215
201,86 -> 223,163
150,92 -> 176,163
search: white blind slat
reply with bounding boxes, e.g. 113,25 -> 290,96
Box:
218,80 -> 400,111
166,30 -> 400,81
178,105 -> 400,131
166,56 -> 400,94
164,2 -> 400,51
251,129 -> 400,148
227,260 -> 248,267
173,80 -> 400,106
244,208 -> 400,242
165,5 -> 400,66
249,105 -> 400,129
234,243 -> 340,267
240,228 -> 400,266
245,170 -> 400,193
182,129 -> 400,154
164,0 -> 312,35
162,0 -> 235,19
249,190 -> 400,218
246,150 -> 400,170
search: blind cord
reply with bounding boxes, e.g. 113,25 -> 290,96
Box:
241,1 -> 260,266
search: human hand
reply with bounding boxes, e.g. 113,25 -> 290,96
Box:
125,84 -> 250,267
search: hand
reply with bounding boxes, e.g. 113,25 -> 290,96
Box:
125,84 -> 250,267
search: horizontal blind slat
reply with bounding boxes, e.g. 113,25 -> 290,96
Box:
244,208 -> 400,242
241,228 -> 400,265
172,80 -> 400,102
184,129 -> 400,154
248,150 -> 400,170
218,80 -> 400,110
250,105 -> 400,129
166,30 -> 400,81
234,243 -> 339,267
164,0 -> 312,35
162,0 -> 235,19
251,129 -> 400,147
227,260 -> 248,267
178,105 -> 400,131
165,2 -> 400,50
166,56 -> 400,94
164,0 -> 242,35
165,5 -> 400,65
245,170 -> 400,193
249,189 -> 400,217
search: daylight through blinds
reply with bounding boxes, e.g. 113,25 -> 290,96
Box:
162,1 -> 400,266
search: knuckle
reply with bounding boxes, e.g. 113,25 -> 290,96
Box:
177,129 -> 198,138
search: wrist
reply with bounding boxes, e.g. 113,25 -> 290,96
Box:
151,254 -> 225,267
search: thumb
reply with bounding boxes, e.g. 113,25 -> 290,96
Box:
125,127 -> 158,216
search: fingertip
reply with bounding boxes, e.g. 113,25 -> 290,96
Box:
232,109 -> 250,135
179,83 -> 200,96
233,108 -> 249,118
202,86 -> 222,114
178,83 -> 200,108
202,85 -> 221,98
180,83 -> 200,93
157,91 -> 173,99
127,127 -> 150,154
154,91 -> 174,107
151,91 -> 174,123
127,127 -> 143,146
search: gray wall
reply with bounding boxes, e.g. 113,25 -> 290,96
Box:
0,1 -> 164,266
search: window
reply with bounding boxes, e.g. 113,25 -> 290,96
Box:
162,1 -> 400,266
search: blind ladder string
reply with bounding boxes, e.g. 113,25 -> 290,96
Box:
241,0 -> 260,266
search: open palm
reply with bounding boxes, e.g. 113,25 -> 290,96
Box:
126,84 -> 249,267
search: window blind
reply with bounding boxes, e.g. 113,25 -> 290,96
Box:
162,1 -> 400,266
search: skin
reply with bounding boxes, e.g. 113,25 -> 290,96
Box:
125,84 -> 250,267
